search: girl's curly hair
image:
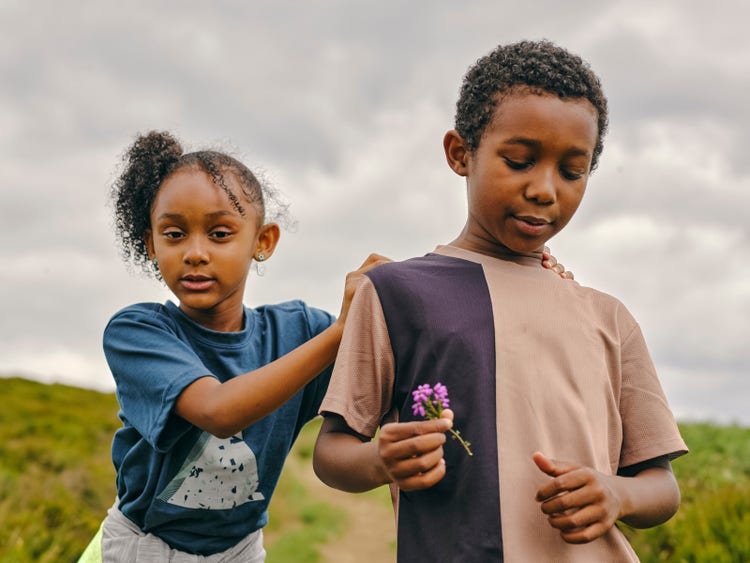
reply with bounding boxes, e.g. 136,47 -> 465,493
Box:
111,130 -> 287,278
454,39 -> 609,170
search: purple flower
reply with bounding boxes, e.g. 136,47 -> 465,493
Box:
410,382 -> 473,456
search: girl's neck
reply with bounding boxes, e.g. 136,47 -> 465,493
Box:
179,303 -> 246,333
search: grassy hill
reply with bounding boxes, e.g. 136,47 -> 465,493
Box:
0,377 -> 747,562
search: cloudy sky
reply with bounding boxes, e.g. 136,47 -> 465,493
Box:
1,0 -> 748,425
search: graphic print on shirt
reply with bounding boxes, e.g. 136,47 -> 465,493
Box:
158,431 -> 265,509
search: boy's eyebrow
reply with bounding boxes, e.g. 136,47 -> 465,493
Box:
503,137 -> 591,157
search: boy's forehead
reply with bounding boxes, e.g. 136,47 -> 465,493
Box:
487,91 -> 598,145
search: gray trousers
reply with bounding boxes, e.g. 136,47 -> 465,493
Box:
98,504 -> 266,562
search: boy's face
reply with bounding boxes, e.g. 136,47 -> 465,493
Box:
446,91 -> 598,255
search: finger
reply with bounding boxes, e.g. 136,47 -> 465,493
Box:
562,270 -> 574,280
559,521 -> 611,544
532,451 -> 564,477
387,446 -> 446,480
380,431 -> 448,462
539,483 -> 597,515
397,459 -> 448,492
547,503 -> 608,533
532,452 -> 578,477
382,418 -> 453,442
551,262 -> 565,275
441,408 -> 454,423
536,468 -> 601,504
360,253 -> 391,269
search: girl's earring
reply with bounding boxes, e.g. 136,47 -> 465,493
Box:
152,258 -> 159,269
255,253 -> 266,276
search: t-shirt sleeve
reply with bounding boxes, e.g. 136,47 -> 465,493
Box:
319,276 -> 396,438
618,313 -> 688,468
294,304 -> 337,428
103,305 -> 217,453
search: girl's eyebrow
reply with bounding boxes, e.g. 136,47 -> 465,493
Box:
156,210 -> 238,221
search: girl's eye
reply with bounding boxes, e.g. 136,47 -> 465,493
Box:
163,230 -> 184,239
504,157 -> 533,171
211,230 -> 233,240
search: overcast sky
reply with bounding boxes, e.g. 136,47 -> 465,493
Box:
1,0 -> 748,425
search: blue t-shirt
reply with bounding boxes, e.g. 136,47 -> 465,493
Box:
103,300 -> 334,555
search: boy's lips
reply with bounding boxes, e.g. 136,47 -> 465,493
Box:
513,214 -> 552,236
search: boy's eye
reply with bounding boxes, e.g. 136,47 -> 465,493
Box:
561,168 -> 586,181
504,157 -> 533,171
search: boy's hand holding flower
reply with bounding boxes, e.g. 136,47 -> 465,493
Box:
377,412 -> 453,491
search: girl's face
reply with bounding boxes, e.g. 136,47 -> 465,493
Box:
145,167 -> 277,332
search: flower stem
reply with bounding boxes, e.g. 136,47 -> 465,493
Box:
448,428 -> 473,456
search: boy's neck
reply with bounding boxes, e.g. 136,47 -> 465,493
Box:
448,233 -> 544,261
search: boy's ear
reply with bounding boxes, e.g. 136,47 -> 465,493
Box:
254,222 -> 281,261
443,130 -> 470,177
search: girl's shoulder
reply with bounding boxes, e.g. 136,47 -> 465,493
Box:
106,301 -> 176,326
250,300 -> 335,335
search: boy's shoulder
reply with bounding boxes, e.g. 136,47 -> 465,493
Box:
367,248 -> 638,331
367,250 -> 480,280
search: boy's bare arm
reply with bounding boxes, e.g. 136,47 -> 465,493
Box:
314,413 -> 452,493
533,452 -> 680,544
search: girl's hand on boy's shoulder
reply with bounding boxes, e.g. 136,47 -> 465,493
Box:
337,253 -> 391,324
542,247 -> 574,280
377,413 -> 453,491
532,452 -> 624,544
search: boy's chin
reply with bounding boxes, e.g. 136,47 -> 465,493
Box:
500,239 -> 548,255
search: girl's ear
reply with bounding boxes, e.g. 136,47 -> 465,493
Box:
443,130 -> 470,177
253,223 -> 281,262
144,229 -> 155,260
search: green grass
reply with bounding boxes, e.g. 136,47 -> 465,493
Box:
0,377 -> 120,563
0,377 -> 347,563
624,423 -> 750,562
0,377 -> 748,562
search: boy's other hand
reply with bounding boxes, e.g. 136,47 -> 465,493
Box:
532,451 -> 624,544
378,414 -> 453,491
542,247 -> 574,280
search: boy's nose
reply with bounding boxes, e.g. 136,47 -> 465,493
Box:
524,168 -> 557,204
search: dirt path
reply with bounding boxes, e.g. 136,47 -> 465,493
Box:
296,458 -> 397,562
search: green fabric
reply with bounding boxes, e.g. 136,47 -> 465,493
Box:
77,523 -> 103,563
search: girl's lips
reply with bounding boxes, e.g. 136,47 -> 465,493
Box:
180,277 -> 214,291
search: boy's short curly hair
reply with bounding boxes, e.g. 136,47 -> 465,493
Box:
455,39 -> 609,170
111,131 -> 286,279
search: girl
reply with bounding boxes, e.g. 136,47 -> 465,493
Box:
83,130 -> 386,562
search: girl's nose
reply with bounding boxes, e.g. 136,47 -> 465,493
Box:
183,239 -> 209,265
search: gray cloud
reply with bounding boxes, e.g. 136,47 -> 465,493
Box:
1,0 -> 748,423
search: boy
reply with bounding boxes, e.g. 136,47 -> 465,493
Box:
313,40 -> 687,561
